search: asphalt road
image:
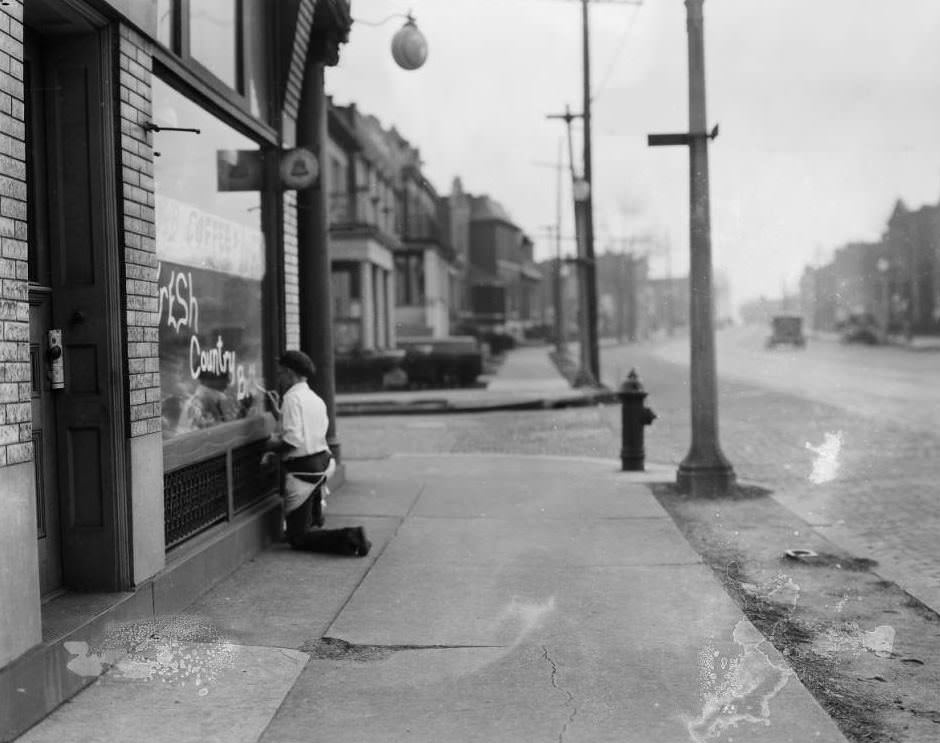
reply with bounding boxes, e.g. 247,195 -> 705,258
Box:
651,325 -> 940,434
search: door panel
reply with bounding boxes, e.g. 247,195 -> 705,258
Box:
30,292 -> 62,597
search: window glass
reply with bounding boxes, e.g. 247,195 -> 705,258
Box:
156,0 -> 175,50
152,78 -> 267,440
242,0 -> 270,119
189,1 -> 237,88
395,254 -> 425,306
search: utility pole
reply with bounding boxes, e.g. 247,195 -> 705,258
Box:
648,0 -> 734,496
580,0 -> 601,384
553,138 -> 566,352
547,105 -> 593,381
532,148 -> 567,352
555,0 -> 643,382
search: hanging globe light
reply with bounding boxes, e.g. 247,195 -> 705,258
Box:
390,15 -> 428,70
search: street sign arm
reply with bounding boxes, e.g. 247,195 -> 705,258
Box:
648,124 -> 719,147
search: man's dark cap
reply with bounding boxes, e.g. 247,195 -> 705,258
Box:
278,350 -> 316,379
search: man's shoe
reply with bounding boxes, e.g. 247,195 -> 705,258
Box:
348,526 -> 371,557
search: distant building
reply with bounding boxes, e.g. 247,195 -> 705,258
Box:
645,276 -> 690,334
881,199 -> 940,334
396,156 -> 455,338
594,251 -> 649,341
441,183 -> 541,339
438,177 -> 473,328
326,103 -> 456,349
327,102 -> 399,353
799,196 -> 940,336
738,294 -> 799,326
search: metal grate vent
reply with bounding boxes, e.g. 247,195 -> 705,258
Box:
164,455 -> 228,549
232,440 -> 278,512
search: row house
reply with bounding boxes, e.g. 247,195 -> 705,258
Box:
801,198 -> 940,335
396,152 -> 456,338
326,103 -> 398,354
0,0 -> 353,737
326,103 -> 454,348
443,180 -> 541,339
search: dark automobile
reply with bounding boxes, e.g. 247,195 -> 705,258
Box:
334,348 -> 407,392
838,313 -> 879,345
766,315 -> 806,348
398,335 -> 484,388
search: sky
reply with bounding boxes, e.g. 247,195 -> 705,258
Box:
327,0 -> 940,309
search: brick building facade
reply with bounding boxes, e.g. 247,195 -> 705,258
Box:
0,2 -> 351,738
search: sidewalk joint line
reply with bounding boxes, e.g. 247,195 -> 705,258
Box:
323,484 -> 426,637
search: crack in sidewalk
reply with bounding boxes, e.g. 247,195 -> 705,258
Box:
301,636 -> 504,662
542,645 -> 578,743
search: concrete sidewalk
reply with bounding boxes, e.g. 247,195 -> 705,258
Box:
336,345 -> 613,415
19,455 -> 847,743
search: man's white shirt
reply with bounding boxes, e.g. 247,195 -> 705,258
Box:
279,381 -> 330,459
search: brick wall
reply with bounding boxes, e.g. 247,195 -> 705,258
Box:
0,2 -> 29,469
118,25 -> 161,437
284,192 -> 301,348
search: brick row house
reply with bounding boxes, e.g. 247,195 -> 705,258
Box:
441,179 -> 542,341
800,198 -> 940,335
0,1 -> 352,737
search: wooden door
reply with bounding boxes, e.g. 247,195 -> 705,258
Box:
39,30 -> 130,592
25,31 -> 64,598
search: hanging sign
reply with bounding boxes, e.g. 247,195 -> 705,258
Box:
279,147 -> 319,190
216,149 -> 264,192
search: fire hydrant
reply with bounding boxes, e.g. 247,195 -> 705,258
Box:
620,369 -> 656,471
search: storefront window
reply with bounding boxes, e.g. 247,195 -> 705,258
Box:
153,77 -> 267,440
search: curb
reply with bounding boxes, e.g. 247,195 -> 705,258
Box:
336,389 -> 620,417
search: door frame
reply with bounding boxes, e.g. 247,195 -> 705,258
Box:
93,21 -> 133,593
27,5 -> 133,593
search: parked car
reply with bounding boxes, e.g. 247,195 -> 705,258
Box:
765,315 -> 806,349
334,348 -> 407,392
398,335 -> 484,388
838,313 -> 879,345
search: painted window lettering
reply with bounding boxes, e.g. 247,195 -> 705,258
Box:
158,268 -> 199,335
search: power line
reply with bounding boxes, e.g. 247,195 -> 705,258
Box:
591,1 -> 644,103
